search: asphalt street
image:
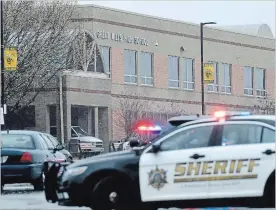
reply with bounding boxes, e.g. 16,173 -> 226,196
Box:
0,184 -> 274,210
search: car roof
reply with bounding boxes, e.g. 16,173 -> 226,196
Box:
179,115 -> 276,128
168,115 -> 209,122
0,130 -> 42,135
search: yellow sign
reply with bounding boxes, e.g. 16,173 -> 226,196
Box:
204,63 -> 214,84
4,47 -> 18,71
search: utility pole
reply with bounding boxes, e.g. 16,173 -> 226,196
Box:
200,22 -> 216,115
0,0 -> 4,130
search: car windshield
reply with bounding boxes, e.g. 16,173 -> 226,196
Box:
1,134 -> 35,149
72,126 -> 88,137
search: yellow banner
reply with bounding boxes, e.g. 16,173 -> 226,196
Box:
4,47 -> 18,71
204,63 -> 214,84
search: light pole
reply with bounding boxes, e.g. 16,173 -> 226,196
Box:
200,22 -> 216,115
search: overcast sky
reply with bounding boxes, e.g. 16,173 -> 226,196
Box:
79,1 -> 275,37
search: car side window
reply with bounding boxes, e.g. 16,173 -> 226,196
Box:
262,127 -> 275,143
221,124 -> 262,146
39,135 -> 49,150
40,134 -> 55,149
160,125 -> 215,151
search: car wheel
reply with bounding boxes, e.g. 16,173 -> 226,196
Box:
91,176 -> 139,210
33,171 -> 45,191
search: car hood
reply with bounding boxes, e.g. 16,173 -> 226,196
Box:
71,136 -> 103,143
66,150 -> 138,169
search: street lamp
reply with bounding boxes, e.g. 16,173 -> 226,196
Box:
200,22 -> 216,115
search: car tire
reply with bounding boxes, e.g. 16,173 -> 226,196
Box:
91,176 -> 139,210
33,171 -> 45,191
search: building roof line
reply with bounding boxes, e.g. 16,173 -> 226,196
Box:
71,17 -> 275,52
77,4 -> 275,41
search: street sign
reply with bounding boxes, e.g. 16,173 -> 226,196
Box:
204,63 -> 214,84
0,107 -> 4,125
4,47 -> 18,71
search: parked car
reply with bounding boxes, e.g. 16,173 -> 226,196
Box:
43,133 -> 73,162
71,126 -> 104,154
1,130 -> 67,191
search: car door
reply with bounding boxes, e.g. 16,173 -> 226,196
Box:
139,122 -> 219,202
39,133 -> 57,161
208,121 -> 275,199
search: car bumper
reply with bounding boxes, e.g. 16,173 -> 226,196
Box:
1,164 -> 43,184
45,163 -> 89,207
92,147 -> 104,153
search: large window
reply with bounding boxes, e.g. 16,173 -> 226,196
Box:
160,125 -> 215,151
168,56 -> 179,88
207,61 -> 219,92
220,63 -> 232,94
244,66 -> 253,96
124,49 -> 137,84
183,58 -> 195,90
99,46 -> 111,78
140,52 -> 153,85
255,68 -> 266,97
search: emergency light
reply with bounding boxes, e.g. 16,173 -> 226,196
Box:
214,111 -> 251,119
137,125 -> 162,132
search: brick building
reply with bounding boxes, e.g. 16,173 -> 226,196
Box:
29,4 -> 274,151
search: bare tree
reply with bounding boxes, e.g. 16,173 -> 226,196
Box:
66,28 -> 105,73
114,96 -> 149,139
253,97 -> 275,115
3,0 -> 77,113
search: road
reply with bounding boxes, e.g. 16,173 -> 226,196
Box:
0,184 -> 273,210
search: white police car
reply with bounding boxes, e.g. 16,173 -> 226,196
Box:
44,111 -> 275,210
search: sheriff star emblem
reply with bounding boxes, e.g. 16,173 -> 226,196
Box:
148,166 -> 168,190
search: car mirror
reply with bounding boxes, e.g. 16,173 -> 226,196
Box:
151,143 -> 161,153
129,138 -> 139,148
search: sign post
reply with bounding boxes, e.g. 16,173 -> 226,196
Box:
4,47 -> 18,71
203,63 -> 214,84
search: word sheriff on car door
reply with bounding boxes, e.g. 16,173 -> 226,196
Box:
174,158 -> 260,183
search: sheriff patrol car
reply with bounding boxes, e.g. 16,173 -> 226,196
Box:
44,111 -> 275,210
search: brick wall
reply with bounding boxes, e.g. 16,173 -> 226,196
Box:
111,48 -> 124,84
266,68 -> 275,99
231,64 -> 244,96
153,53 -> 168,89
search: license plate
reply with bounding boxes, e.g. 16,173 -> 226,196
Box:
56,191 -> 69,199
1,156 -> 8,163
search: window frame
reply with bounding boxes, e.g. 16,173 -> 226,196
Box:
183,57 -> 195,91
243,66 -> 254,96
143,122 -> 220,154
124,49 -> 138,84
207,61 -> 219,92
220,63 -> 232,94
140,51 -> 153,86
168,55 -> 180,88
255,67 -> 266,98
99,45 -> 111,78
215,121 -> 275,146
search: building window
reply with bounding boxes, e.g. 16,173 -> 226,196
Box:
255,68 -> 266,97
207,61 -> 219,92
220,63 -> 232,94
168,55 -> 179,88
49,105 -> 57,137
140,52 -> 153,85
244,66 -> 253,96
124,49 -> 137,84
183,58 -> 195,90
99,46 -> 111,78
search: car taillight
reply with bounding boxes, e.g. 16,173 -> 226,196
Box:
20,152 -> 32,163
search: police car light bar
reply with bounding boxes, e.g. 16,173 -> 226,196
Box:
137,125 -> 162,131
214,111 -> 251,118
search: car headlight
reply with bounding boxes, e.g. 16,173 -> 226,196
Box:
63,166 -> 88,179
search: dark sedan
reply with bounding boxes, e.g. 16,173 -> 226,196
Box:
1,130 -> 66,191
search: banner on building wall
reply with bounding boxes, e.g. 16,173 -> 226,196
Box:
204,63 -> 214,84
4,47 -> 18,71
